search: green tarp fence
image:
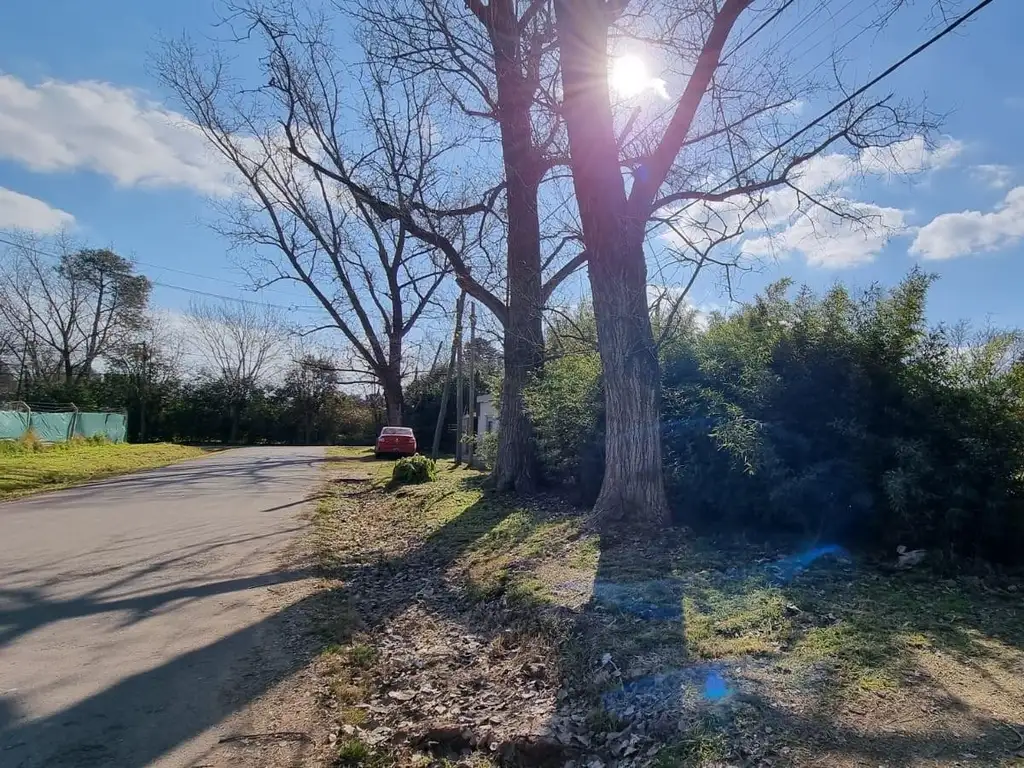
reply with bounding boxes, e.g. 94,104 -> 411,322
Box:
74,412 -> 127,443
0,409 -> 127,443
29,412 -> 76,443
0,410 -> 30,441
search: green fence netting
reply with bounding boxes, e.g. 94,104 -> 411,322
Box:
0,409 -> 127,443
0,410 -> 30,440
74,412 -> 127,443
29,412 -> 76,443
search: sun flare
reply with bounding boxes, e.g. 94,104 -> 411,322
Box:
609,55 -> 667,99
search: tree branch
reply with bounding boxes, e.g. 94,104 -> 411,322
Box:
629,0 -> 752,215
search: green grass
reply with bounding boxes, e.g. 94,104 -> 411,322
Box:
311,450 -> 1024,768
0,440 -> 208,499
669,538 -> 1024,696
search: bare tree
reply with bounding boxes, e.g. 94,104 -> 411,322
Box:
156,41 -> 454,427
160,0 -> 586,491
0,233 -> 151,387
188,299 -> 286,443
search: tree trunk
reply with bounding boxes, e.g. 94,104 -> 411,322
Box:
229,401 -> 240,445
493,305 -> 543,491
555,0 -> 668,528
588,235 -> 668,528
382,372 -> 404,426
384,334 -> 404,426
139,394 -> 146,443
489,15 -> 544,493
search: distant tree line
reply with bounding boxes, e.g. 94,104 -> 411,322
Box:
0,235 -> 497,447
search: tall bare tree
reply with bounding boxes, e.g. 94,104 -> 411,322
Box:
160,0 -> 586,491
188,299 -> 286,443
0,234 -> 151,387
550,0 -> 960,526
157,41 -> 453,426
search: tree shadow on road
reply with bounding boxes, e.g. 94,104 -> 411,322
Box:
0,472 -> 514,768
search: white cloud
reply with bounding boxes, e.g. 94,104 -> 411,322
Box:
860,136 -> 963,176
663,135 -> 960,269
0,75 -> 234,196
772,203 -> 905,268
970,164 -> 1014,189
910,186 -> 1024,261
0,187 -> 75,232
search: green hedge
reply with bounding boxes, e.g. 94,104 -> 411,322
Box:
528,271 -> 1024,563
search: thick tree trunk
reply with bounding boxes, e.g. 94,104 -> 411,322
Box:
588,235 -> 668,528
383,335 -> 405,426
382,374 -> 404,427
488,13 -> 544,493
555,0 -> 669,528
494,304 -> 543,491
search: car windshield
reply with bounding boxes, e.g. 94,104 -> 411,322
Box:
381,427 -> 413,436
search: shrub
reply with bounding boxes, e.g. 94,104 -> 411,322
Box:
530,272 -> 1024,563
524,351 -> 605,502
391,454 -> 437,486
475,429 -> 499,469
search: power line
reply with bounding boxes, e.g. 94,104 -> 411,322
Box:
0,235 -> 325,314
668,0 -> 998,211
722,0 -> 798,62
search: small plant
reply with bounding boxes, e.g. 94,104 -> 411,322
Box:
17,429 -> 46,452
334,737 -> 373,766
391,454 -> 437,486
476,430 -> 499,468
348,643 -> 377,668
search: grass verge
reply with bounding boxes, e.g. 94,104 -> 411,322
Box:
310,448 -> 1024,767
0,440 -> 208,500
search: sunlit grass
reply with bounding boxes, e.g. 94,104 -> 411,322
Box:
0,441 -> 208,500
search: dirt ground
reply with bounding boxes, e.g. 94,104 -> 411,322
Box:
277,448 -> 1024,768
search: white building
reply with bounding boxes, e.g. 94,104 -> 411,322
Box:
475,393 -> 499,443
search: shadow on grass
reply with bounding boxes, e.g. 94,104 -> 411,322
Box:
561,527 -> 1024,766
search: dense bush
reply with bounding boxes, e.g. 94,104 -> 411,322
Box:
391,454 -> 437,486
524,351 -> 604,501
528,272 -> 1024,563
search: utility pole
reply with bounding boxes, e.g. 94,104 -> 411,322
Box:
432,290 -> 465,460
454,301 -> 465,466
17,335 -> 28,399
138,341 -> 148,443
465,302 -> 476,466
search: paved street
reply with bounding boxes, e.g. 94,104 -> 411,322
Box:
0,446 -> 325,767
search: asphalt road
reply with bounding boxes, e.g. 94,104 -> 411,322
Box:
0,446 -> 326,768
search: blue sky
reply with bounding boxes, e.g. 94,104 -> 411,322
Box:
0,0 -> 1022,337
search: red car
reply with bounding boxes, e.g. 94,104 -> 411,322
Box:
374,426 -> 417,458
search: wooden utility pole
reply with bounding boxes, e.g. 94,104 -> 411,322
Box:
432,290 -> 465,460
465,302 -> 476,465
454,302 -> 465,466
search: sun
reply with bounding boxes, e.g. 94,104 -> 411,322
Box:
609,55 -> 650,98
